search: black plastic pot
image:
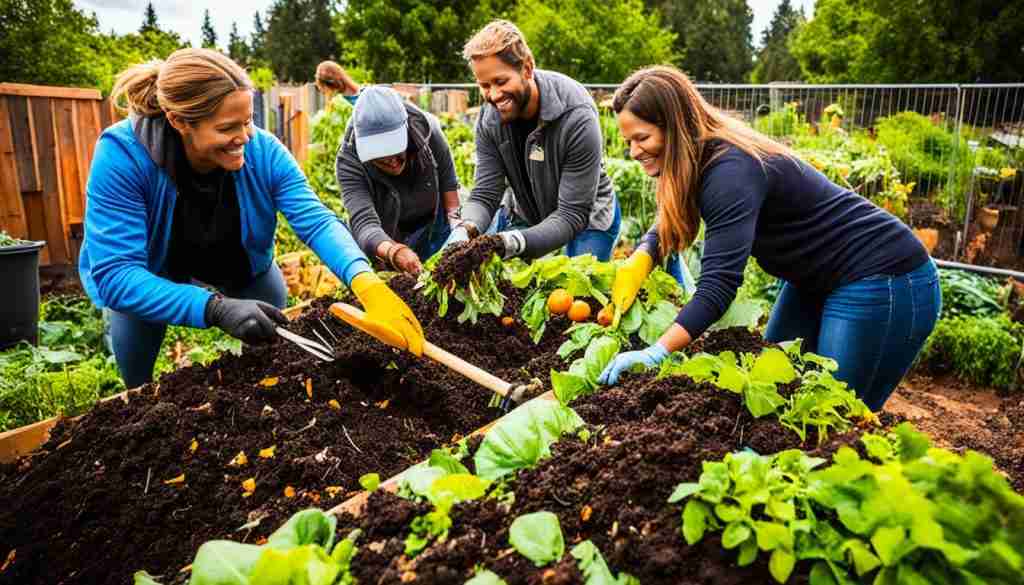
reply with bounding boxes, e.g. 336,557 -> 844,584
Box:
0,240 -> 46,349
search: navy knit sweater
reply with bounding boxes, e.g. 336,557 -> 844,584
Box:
639,144 -> 929,340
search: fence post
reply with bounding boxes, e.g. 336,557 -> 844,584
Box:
950,84 -> 968,260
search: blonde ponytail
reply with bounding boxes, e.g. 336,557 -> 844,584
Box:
109,48 -> 253,122
111,60 -> 164,117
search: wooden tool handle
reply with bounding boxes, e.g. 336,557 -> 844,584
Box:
422,343 -> 513,398
330,302 -> 513,398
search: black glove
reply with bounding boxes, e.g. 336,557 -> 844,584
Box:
204,295 -> 288,344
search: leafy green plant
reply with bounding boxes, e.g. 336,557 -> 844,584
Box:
777,341 -> 875,444
920,315 -> 1024,390
473,400 -> 584,481
511,255 -> 617,343
604,157 -> 655,243
0,230 -> 30,247
669,449 -> 827,583
136,509 -> 360,585
754,101 -> 810,138
938,268 -> 1009,320
665,347 -> 796,417
571,540 -> 641,585
550,334 -> 622,404
419,250 -> 507,324
438,113 -> 476,189
509,511 -> 565,567
669,423 -> 1024,585
405,473 -> 492,557
465,569 -> 508,585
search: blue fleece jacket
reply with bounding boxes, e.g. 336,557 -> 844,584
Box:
79,118 -> 370,328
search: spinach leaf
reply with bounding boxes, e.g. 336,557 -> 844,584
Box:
509,511 -> 565,567
474,401 -> 584,480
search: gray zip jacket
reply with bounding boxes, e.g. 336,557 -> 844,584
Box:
460,69 -> 616,258
336,103 -> 460,257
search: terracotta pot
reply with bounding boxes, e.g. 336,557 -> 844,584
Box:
978,206 -> 1000,233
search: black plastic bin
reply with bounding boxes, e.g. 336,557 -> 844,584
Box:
0,240 -> 46,349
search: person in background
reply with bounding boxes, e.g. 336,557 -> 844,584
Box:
315,60 -> 361,107
80,48 -> 423,388
336,86 -> 462,276
445,20 -> 621,261
599,65 -> 940,412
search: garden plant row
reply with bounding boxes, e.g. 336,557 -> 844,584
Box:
3,240 -> 1023,585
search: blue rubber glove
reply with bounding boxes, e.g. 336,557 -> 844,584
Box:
598,342 -> 670,386
443,225 -> 470,249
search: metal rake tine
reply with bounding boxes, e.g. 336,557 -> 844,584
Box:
276,327 -> 335,362
317,318 -> 340,343
311,327 -> 333,351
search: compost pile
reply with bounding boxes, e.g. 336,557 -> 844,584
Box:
0,271 -> 563,585
429,235 -> 505,290
335,328 -> 901,585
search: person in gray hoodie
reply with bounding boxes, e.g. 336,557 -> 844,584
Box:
336,86 -> 462,276
446,20 -> 621,260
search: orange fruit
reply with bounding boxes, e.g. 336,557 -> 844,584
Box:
568,300 -> 592,322
547,289 -> 574,315
501,316 -> 514,327
597,305 -> 614,327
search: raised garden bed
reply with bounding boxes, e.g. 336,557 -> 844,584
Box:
0,270 -> 572,585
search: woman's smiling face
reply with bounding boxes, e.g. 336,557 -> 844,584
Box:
617,108 -> 665,177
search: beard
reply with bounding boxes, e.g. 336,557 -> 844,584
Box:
496,83 -> 533,122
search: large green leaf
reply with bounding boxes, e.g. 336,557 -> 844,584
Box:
551,370 -> 590,405
570,540 -> 640,585
250,545 -> 340,585
188,540 -> 264,585
474,401 -> 584,480
509,511 -> 565,567
639,300 -> 679,345
583,336 -> 621,383
709,299 -> 764,332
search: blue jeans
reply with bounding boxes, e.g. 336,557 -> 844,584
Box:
764,259 -> 941,411
487,196 -> 622,261
105,263 -> 288,388
403,208 -> 452,260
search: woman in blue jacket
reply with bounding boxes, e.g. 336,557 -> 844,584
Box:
80,48 -> 424,388
598,66 -> 940,412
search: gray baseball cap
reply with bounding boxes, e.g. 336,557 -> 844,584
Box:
353,86 -> 408,163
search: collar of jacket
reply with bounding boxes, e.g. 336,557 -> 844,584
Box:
131,113 -> 186,183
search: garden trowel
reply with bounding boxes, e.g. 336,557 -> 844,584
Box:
329,302 -> 539,411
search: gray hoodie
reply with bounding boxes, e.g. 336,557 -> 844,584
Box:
335,103 -> 460,257
460,69 -> 616,258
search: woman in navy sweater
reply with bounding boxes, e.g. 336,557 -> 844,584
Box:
599,66 -> 940,411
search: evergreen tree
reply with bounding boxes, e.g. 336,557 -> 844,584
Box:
228,21 -> 249,64
750,0 -> 804,82
264,0 -> 340,82
201,9 -> 217,49
644,0 -> 754,82
250,11 -> 268,65
139,2 -> 158,34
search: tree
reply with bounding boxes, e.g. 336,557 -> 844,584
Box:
264,0 -> 341,82
250,11 -> 267,65
790,0 -> 1024,83
750,0 -> 804,83
336,0 -> 515,82
228,21 -> 249,64
514,0 -> 676,83
140,1 -> 159,34
0,0 -> 108,88
98,29 -> 191,93
645,0 -> 754,82
201,9 -> 217,49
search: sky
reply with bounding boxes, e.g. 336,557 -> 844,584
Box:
75,0 -> 816,52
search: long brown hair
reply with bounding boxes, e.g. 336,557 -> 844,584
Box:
613,65 -> 795,258
110,48 -> 253,123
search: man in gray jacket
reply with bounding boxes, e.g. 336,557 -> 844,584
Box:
336,86 -> 461,275
447,20 -> 621,260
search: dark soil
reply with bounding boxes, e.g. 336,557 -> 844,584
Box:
334,328 -> 902,585
0,275 -> 566,585
430,236 -> 505,290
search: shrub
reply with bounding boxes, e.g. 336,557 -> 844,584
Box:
920,314 -> 1023,390
604,157 -> 655,244
875,112 -> 972,197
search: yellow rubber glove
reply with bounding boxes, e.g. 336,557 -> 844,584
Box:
350,272 -> 425,356
611,250 -> 654,312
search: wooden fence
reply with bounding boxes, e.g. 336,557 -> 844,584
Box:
0,83 -> 120,268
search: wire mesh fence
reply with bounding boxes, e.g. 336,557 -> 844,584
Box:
259,82 -> 1024,272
